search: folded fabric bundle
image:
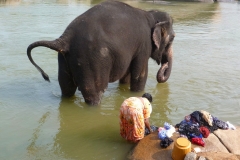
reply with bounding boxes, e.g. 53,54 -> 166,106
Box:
190,111 -> 202,124
200,110 -> 213,126
164,122 -> 171,130
158,127 -> 165,132
199,126 -> 210,138
191,137 -> 205,147
166,125 -> 175,138
158,122 -> 176,140
226,121 -> 236,130
158,129 -> 167,140
177,122 -> 201,139
160,137 -> 173,148
185,115 -> 191,122
189,133 -> 203,139
212,116 -> 228,130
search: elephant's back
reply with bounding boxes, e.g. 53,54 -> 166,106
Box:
64,0 -> 152,55
65,1 -> 150,34
62,1 -> 153,82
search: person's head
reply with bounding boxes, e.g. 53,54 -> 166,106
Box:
142,93 -> 152,102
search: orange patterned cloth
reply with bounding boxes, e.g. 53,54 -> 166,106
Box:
119,97 -> 152,142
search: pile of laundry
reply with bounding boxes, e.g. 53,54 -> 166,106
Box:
145,124 -> 175,148
158,122 -> 175,148
175,110 -> 236,147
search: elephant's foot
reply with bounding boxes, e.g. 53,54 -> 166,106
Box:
130,81 -> 145,92
60,83 -> 77,97
130,80 -> 146,92
130,87 -> 144,92
82,91 -> 104,105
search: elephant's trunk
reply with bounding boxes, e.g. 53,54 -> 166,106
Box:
27,38 -> 66,82
156,45 -> 173,83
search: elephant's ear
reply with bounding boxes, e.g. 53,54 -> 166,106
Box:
153,21 -> 168,49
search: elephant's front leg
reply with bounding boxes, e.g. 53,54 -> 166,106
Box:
130,59 -> 148,92
81,88 -> 104,105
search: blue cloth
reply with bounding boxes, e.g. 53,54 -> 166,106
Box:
164,122 -> 171,130
158,130 -> 167,140
189,133 -> 203,139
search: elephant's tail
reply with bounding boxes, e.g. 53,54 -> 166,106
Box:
27,38 -> 67,82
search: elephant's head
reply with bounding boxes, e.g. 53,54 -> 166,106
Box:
149,11 -> 175,83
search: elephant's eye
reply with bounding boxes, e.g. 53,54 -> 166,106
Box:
169,36 -> 175,42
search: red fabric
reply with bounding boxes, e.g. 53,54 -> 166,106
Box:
199,126 -> 210,138
191,138 -> 205,147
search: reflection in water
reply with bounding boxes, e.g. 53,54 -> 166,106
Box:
27,112 -> 50,155
0,0 -> 20,5
90,0 -> 105,5
125,0 -> 219,24
168,2 -> 219,24
54,98 -> 135,159
0,0 -> 100,5
151,82 -> 172,125
52,80 -> 171,159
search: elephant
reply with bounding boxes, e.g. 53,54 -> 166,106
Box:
27,1 -> 175,105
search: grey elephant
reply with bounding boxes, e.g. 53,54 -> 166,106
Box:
27,1 -> 175,105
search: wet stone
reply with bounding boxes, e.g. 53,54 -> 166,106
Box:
129,127 -> 240,160
184,152 -> 197,160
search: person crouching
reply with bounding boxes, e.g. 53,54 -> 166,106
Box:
119,93 -> 153,143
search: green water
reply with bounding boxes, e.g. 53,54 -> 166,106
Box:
0,0 -> 240,159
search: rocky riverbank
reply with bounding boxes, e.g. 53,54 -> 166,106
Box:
129,127 -> 240,160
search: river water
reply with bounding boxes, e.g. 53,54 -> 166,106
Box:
0,0 -> 240,159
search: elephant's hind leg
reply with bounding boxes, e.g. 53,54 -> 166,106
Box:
120,70 -> 131,84
81,89 -> 104,105
79,76 -> 108,105
58,53 -> 77,97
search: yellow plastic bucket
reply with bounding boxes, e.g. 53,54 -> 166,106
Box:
172,137 -> 191,160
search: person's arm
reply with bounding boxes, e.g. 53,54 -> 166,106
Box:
144,118 -> 152,133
